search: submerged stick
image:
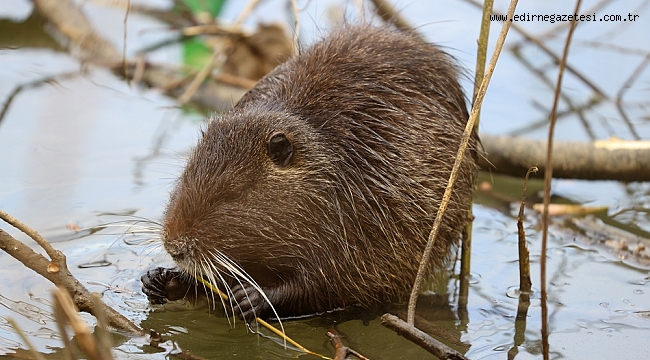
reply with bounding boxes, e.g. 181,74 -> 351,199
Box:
381,314 -> 468,360
327,328 -> 370,360
517,167 -> 537,294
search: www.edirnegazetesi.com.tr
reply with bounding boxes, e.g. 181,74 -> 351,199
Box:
490,13 -> 639,23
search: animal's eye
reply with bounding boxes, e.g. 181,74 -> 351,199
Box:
222,186 -> 245,202
267,132 -> 294,167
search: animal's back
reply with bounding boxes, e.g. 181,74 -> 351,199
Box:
233,25 -> 477,310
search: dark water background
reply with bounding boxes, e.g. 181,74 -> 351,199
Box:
1,0 -> 649,358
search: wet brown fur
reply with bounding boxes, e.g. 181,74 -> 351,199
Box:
159,25 -> 478,319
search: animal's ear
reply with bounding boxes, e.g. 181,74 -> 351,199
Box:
267,133 -> 294,167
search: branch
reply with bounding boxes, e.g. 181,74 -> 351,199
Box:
369,0 -> 416,35
33,0 -> 121,65
381,314 -> 468,360
0,211 -> 143,335
479,134 -> 650,182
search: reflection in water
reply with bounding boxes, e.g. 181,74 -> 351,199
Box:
0,294 -> 54,325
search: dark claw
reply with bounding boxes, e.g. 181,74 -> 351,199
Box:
231,282 -> 272,321
141,267 -> 194,304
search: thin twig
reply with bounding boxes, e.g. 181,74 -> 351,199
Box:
178,0 -> 261,105
615,52 -> 649,140
369,0 -> 415,34
213,72 -> 257,89
472,0 -> 494,106
407,0 -> 520,326
177,50 -> 221,105
190,273 -> 323,358
540,1 -> 582,359
254,318 -> 330,359
7,319 -> 48,360
122,0 -> 131,85
233,0 -> 261,27
328,331 -> 348,360
508,48 -> 599,140
0,210 -> 62,261
290,0 -> 300,54
0,71 -> 80,127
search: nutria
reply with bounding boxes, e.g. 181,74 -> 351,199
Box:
142,24 -> 478,321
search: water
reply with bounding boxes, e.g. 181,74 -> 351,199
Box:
1,0 -> 649,358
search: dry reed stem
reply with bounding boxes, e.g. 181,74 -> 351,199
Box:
52,292 -> 79,360
290,0 -> 300,54
517,167 -> 537,294
472,0 -> 494,106
369,0 -> 415,35
540,1 -> 582,358
233,0 -> 261,26
122,0 -> 130,84
91,294 -> 114,360
178,50 -> 221,104
53,290 -> 105,360
406,0 -> 520,326
7,319 -> 48,360
459,0 -> 495,312
354,0 -> 365,21
255,318 -> 331,359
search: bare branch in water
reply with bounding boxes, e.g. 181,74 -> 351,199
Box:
0,210 -> 143,335
381,314 -> 468,360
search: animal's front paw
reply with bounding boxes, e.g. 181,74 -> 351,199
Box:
231,282 -> 273,321
141,267 -> 193,304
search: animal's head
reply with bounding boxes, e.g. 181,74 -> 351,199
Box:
160,109 -> 341,286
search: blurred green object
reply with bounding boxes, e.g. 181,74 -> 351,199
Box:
182,0 -> 226,17
184,37 -> 213,72
182,0 -> 227,71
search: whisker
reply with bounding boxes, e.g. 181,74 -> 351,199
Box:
213,251 -> 285,338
